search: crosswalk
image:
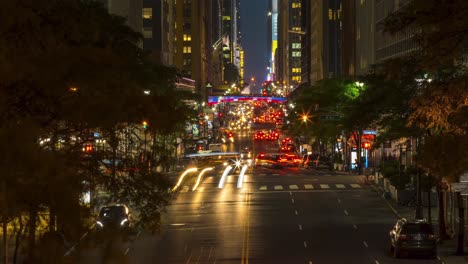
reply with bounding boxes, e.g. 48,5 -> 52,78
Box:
177,183 -> 363,193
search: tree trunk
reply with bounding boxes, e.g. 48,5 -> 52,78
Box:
437,183 -> 449,240
456,192 -> 465,255
27,209 -> 37,257
13,217 -> 24,264
3,221 -> 7,264
428,186 -> 432,224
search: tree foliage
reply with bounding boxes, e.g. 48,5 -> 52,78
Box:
0,0 -> 197,259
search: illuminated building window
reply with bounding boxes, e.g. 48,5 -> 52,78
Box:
292,51 -> 301,57
183,46 -> 192,53
183,34 -> 192,41
292,43 -> 301,49
292,68 -> 301,73
143,27 -> 152,38
329,8 -> 333,20
292,3 -> 301,8
142,8 -> 152,19
292,76 -> 301,82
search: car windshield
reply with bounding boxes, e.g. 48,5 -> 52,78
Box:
401,223 -> 433,234
99,206 -> 126,218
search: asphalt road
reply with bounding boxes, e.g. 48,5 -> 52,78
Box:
71,128 -> 441,264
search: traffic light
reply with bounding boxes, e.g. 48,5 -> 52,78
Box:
142,121 -> 148,129
362,142 -> 371,149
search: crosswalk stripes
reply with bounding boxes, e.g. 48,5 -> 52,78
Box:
320,184 -> 330,189
181,186 -> 189,193
259,185 -> 267,191
289,185 -> 299,190
304,184 -> 314,189
350,184 -> 361,188
274,185 -> 283,190
336,184 -> 346,189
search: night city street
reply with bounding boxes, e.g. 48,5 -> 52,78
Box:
70,130 -> 442,264
1,0 -> 467,263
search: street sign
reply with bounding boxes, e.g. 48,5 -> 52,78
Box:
451,182 -> 468,192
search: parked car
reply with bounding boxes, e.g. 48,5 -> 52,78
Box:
389,218 -> 437,258
302,154 -> 331,170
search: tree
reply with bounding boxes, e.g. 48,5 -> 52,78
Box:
380,0 -> 468,250
0,0 -> 198,260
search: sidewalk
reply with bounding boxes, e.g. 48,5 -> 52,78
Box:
365,175 -> 468,264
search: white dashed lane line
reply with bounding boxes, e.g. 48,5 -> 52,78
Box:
298,224 -> 302,230
363,241 -> 368,248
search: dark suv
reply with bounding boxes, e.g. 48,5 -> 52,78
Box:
96,205 -> 131,231
389,218 -> 437,258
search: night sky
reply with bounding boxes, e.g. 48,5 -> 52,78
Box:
241,0 -> 269,84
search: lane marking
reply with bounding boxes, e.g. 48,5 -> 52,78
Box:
374,260 -> 380,264
274,185 -> 283,190
309,261 -> 313,264
350,183 -> 361,188
208,247 -> 213,260
337,198 -> 341,203
80,232 -> 88,241
336,184 -> 346,189
298,224 -> 302,230
124,248 -> 130,255
320,184 -> 330,189
371,185 -> 401,218
304,184 -> 314,189
241,193 -> 252,264
353,225 -> 358,230
185,252 -> 192,264
344,210 -> 349,216
289,191 -> 292,195
272,173 -> 280,176
294,210 -> 298,215
184,244 -> 188,252
289,185 -> 299,190
291,198 -> 295,204
196,246 -> 204,264
259,186 -> 267,191
303,241 -> 308,248
363,241 -> 368,248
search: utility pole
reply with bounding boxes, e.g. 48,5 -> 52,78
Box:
415,137 -> 423,219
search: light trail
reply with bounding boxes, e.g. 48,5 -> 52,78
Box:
237,165 -> 248,189
192,167 -> 213,191
218,166 -> 233,189
172,167 -> 197,191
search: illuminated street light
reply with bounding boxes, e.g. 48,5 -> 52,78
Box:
302,115 -> 308,123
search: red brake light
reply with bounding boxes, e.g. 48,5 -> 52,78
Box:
259,153 -> 265,157
398,234 -> 408,241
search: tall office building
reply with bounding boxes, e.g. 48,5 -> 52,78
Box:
221,0 -> 241,67
267,0 -> 278,81
97,0 -> 143,34
142,0 -> 214,96
300,0 -> 341,84
277,0 -> 303,92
